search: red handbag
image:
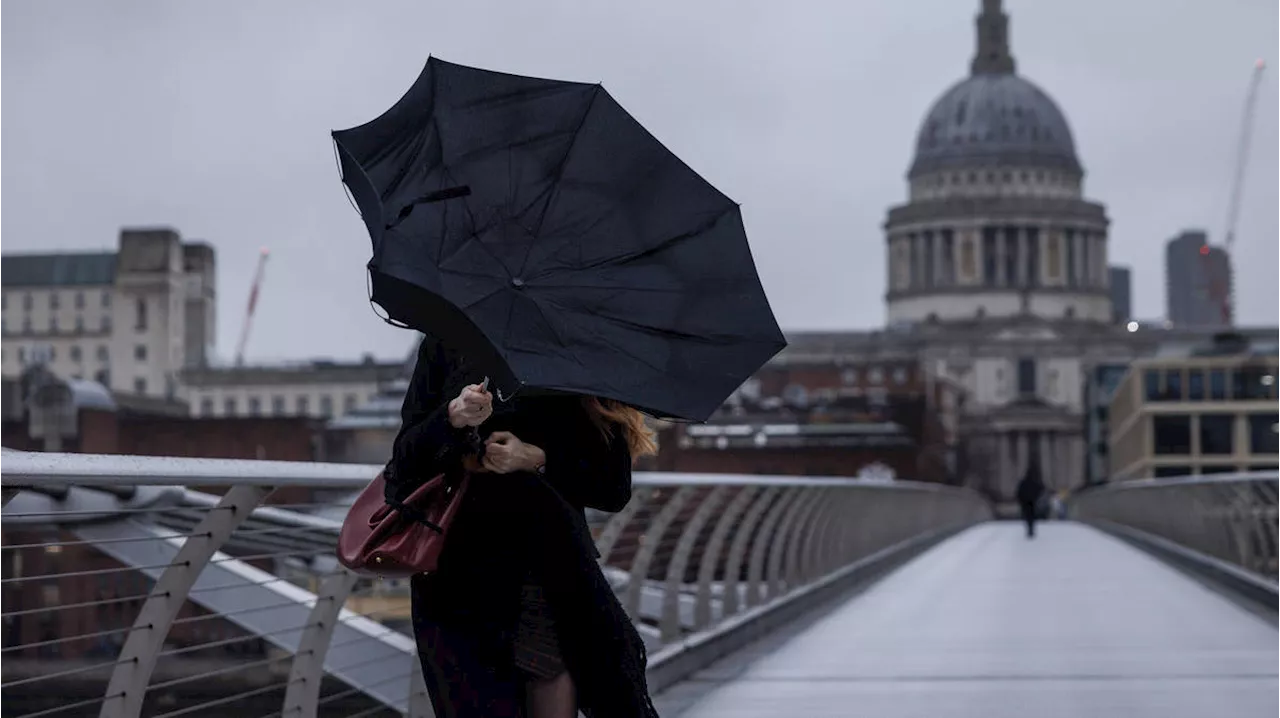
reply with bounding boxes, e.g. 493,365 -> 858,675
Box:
337,470 -> 471,578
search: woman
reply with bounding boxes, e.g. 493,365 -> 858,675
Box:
384,335 -> 661,718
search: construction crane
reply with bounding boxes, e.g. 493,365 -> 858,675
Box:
1202,59 -> 1266,325
234,247 -> 271,367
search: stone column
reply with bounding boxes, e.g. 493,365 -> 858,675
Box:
1015,226 -> 1027,286
1024,227 -> 1036,287
999,432 -> 1013,496
923,231 -> 935,289
1016,431 -> 1028,483
1075,232 -> 1086,288
890,235 -> 901,291
995,228 -> 1007,286
907,233 -> 918,289
1081,231 -> 1091,287
1039,432 -> 1053,490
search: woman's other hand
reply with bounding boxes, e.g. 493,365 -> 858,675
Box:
447,384 -> 492,428
482,432 -> 546,474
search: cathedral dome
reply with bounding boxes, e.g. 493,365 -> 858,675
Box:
910,74 -> 1079,176
908,0 -> 1081,178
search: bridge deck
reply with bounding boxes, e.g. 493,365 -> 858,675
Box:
672,522 -> 1278,718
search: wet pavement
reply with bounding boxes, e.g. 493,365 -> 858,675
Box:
667,522 -> 1278,718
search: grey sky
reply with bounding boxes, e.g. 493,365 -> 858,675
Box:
3,0 -> 1277,363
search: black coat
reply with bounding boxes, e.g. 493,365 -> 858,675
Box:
1015,466 -> 1046,507
386,337 -> 659,718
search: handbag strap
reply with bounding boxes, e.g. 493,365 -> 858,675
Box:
383,498 -> 447,534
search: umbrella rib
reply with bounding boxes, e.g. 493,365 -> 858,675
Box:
525,297 -> 591,376
438,266 -> 506,282
540,297 -> 669,376
426,112 -> 508,276
517,86 -> 603,280
532,283 -> 687,294
595,312 -> 756,344
434,167 -> 513,276
378,126 -> 431,207
514,151 -> 670,271
529,204 -> 737,281
457,286 -> 507,312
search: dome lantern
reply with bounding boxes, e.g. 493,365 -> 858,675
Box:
909,0 -> 1081,179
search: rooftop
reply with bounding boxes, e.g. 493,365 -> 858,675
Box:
1,252 -> 117,288
180,359 -> 406,388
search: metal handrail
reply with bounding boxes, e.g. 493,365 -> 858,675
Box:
1070,472 -> 1278,582
1,449 -> 991,718
1,449 -> 968,493
1075,471 -> 1278,493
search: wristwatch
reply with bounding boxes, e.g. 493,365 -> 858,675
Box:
534,462 -> 547,477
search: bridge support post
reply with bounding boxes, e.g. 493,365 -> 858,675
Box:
778,488 -> 830,594
623,486 -> 695,618
660,485 -> 730,642
746,489 -> 802,608
281,569 -> 360,717
594,487 -> 652,563
721,487 -> 780,617
99,485 -> 270,718
692,486 -> 759,630
762,488 -> 824,596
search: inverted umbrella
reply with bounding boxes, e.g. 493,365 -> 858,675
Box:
333,58 -> 785,422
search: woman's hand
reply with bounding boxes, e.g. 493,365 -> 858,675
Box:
482,432 -> 546,475
447,384 -> 492,428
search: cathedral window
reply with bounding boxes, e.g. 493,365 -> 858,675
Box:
959,236 -> 977,280
1046,232 -> 1062,280
1017,358 -> 1037,397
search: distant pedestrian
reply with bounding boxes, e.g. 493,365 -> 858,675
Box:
1015,463 -> 1046,538
1050,492 -> 1067,520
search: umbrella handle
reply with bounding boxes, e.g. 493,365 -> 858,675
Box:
481,375 -> 518,404
384,185 -> 472,230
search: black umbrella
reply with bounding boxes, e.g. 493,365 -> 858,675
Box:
333,58 -> 785,421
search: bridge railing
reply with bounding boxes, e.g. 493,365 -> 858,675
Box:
1,450 -> 990,718
1070,472 -> 1279,582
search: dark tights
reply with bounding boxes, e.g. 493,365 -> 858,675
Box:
526,671 -> 576,718
1020,503 -> 1037,538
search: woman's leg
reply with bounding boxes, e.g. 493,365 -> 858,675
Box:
412,576 -> 524,718
526,671 -> 576,718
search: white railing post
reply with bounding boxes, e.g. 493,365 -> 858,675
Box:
623,486 -> 695,619
721,487 -> 780,617
745,488 -> 801,609
692,486 -> 759,629
281,569 -> 360,717
659,485 -> 729,642
99,485 -> 271,718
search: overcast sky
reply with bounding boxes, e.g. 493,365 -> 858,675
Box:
3,0 -> 1276,363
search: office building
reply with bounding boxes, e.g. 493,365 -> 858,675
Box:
1108,266 -> 1131,324
1108,336 -> 1278,480
2,228 -> 216,398
1165,230 -> 1232,328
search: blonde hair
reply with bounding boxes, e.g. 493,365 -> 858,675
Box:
582,397 -> 657,460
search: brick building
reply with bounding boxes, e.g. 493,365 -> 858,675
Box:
1,367 -> 329,662
653,357 -> 964,484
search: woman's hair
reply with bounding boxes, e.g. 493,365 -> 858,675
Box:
582,397 -> 657,459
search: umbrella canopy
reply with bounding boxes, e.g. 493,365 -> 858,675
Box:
333,58 -> 785,421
